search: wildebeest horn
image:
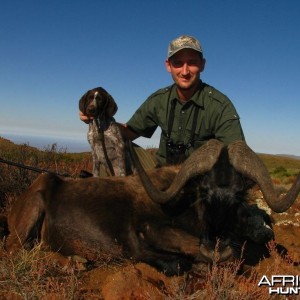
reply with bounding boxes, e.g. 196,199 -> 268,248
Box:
227,140 -> 300,213
129,139 -> 224,204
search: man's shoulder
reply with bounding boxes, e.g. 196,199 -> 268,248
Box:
202,83 -> 231,105
147,85 -> 173,100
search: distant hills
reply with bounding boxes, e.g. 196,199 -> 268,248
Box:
1,136 -> 300,170
276,154 -> 300,160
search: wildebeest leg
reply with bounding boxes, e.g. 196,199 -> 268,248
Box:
6,192 -> 45,251
114,223 -> 193,276
138,247 -> 193,276
139,222 -> 202,261
5,175 -> 48,251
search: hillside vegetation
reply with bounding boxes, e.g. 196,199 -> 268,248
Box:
0,136 -> 299,299
1,136 -> 299,178
1,136 -> 299,197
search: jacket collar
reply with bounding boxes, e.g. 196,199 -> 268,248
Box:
169,80 -> 205,107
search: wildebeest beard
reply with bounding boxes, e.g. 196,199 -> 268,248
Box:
200,187 -> 251,253
190,149 -> 260,261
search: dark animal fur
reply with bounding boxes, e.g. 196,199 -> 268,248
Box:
4,146 -> 281,275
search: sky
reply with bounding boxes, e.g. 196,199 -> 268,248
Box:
0,0 -> 299,155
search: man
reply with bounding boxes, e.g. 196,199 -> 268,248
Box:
81,35 -> 244,165
80,35 -> 273,244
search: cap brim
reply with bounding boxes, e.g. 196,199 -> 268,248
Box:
168,46 -> 202,58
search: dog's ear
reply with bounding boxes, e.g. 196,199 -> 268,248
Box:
106,94 -> 118,117
79,90 -> 89,114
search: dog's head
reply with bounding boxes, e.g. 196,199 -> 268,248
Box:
79,87 -> 118,118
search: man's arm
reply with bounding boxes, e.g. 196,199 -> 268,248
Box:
118,123 -> 140,141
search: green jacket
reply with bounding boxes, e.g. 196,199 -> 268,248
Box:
127,81 -> 245,165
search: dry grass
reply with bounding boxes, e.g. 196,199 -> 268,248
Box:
0,137 -> 299,299
0,137 -> 92,212
160,241 -> 299,300
0,241 -> 81,299
1,239 -> 297,299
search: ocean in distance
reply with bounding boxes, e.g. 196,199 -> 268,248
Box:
1,132 -> 158,154
1,133 -> 90,153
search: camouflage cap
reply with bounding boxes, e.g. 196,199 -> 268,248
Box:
167,35 -> 203,59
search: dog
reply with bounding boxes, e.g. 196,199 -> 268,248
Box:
79,87 -> 133,177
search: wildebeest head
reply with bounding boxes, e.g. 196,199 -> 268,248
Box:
79,87 -> 118,119
190,148 -> 257,261
129,139 -> 300,262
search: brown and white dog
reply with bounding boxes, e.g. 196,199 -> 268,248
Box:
79,87 -> 133,177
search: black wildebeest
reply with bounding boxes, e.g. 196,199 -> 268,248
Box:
4,139 -> 300,275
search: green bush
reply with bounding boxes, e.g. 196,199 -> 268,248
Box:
271,166 -> 295,179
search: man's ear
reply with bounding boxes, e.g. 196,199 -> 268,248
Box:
199,58 -> 206,72
165,59 -> 172,73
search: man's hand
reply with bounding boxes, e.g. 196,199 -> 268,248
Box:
79,111 -> 139,141
79,111 -> 92,124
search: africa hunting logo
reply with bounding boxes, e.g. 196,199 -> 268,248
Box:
258,275 -> 300,295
